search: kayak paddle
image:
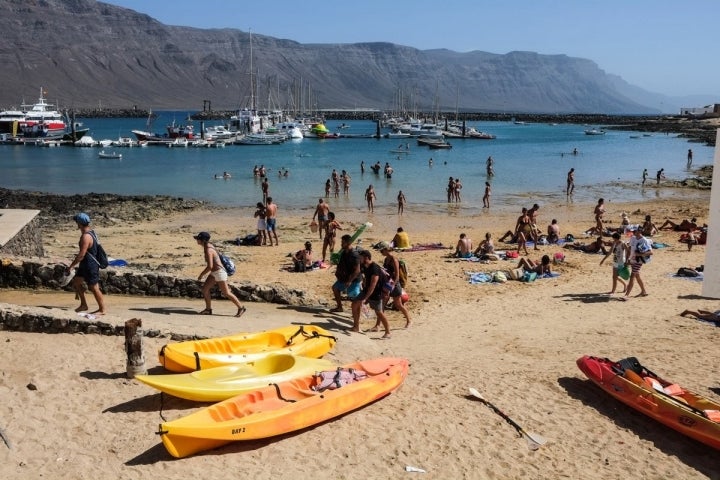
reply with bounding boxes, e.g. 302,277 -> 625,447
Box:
468,387 -> 547,450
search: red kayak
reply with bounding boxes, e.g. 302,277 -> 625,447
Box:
577,355 -> 720,450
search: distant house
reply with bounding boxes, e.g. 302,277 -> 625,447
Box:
680,104 -> 720,116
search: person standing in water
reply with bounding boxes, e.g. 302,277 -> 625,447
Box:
566,168 -> 575,196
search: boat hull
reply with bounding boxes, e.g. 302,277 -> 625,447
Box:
577,355 -> 720,450
158,357 -> 409,457
136,354 -> 335,402
158,325 -> 337,372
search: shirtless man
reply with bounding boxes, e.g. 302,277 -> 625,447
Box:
455,233 -> 473,258
265,197 -> 279,246
566,168 -> 575,196
261,177 -> 270,203
312,198 -> 330,240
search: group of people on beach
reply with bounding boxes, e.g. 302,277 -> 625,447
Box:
330,235 -> 411,339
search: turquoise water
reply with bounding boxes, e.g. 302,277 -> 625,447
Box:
0,116 -> 711,213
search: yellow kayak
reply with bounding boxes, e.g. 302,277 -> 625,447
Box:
158,325 -> 337,372
136,354 -> 336,402
158,357 -> 409,458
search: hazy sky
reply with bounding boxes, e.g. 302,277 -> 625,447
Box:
104,0 -> 717,98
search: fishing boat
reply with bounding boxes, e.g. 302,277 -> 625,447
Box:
158,324 -> 337,372
428,141 -> 452,150
98,150 -> 122,159
577,355 -> 720,450
157,357 -> 409,458
135,353 -> 335,402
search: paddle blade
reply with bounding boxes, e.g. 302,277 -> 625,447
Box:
524,432 -> 547,450
468,387 -> 484,400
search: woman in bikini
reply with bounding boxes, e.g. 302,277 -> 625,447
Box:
322,212 -> 342,262
194,231 -> 246,317
517,255 -> 552,275
516,208 -> 533,255
253,202 -> 267,245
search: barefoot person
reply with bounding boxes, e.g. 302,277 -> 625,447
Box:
356,250 -> 392,339
331,234 -> 362,316
312,198 -> 329,240
265,196 -> 279,246
378,242 -> 411,328
66,212 -> 106,315
624,229 -> 652,299
194,231 -> 246,317
600,232 -> 628,294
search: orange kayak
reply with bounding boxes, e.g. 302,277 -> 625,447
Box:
577,355 -> 720,450
158,357 -> 409,458
158,325 -> 337,372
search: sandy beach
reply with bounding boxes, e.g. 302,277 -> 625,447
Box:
1,188 -> 719,479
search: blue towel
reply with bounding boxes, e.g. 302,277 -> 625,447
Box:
468,272 -> 492,284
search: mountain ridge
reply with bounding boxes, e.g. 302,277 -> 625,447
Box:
0,0 -> 689,114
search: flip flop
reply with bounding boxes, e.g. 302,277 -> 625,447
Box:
235,306 -> 246,318
198,309 -> 213,315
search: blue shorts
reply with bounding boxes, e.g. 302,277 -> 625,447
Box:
333,278 -> 362,300
266,218 -> 277,231
76,259 -> 100,286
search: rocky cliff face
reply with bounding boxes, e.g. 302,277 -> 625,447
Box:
0,0 -> 654,113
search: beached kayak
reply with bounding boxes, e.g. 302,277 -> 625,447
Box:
158,357 -> 409,458
158,325 -> 337,372
577,355 -> 720,450
136,354 -> 336,402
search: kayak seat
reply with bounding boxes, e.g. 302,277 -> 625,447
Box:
705,410 -> 720,422
643,377 -> 685,396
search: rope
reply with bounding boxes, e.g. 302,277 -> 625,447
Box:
272,383 -> 296,403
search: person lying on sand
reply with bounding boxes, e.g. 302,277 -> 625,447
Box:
564,237 -> 608,254
659,217 -> 698,232
680,309 -> 720,322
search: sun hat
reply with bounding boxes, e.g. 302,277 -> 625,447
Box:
73,212 -> 90,226
377,241 -> 391,251
193,231 -> 211,241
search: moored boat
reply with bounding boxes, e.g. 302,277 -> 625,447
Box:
157,357 -> 409,457
584,128 -> 606,135
136,353 -> 336,402
158,324 -> 337,372
577,355 -> 720,450
98,150 -> 122,159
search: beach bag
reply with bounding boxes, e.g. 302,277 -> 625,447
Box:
505,250 -> 519,259
88,231 -> 109,269
219,253 -> 236,276
565,234 -> 575,243
553,252 -> 565,264
379,266 -> 395,293
521,271 -> 537,282
398,259 -> 408,287
618,264 -> 631,280
312,368 -> 368,392
237,233 -> 260,246
492,271 -> 507,283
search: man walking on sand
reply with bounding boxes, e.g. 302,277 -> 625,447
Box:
265,197 -> 279,246
65,212 -> 106,315
312,198 -> 329,240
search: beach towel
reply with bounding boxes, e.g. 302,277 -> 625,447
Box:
467,272 -> 492,284
670,272 -> 703,282
652,242 -> 669,249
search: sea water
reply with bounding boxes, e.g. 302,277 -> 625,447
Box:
0,116 -> 711,213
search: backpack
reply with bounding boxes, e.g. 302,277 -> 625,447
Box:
88,231 -> 109,269
312,368 -> 368,392
398,259 -> 408,287
219,253 -> 236,276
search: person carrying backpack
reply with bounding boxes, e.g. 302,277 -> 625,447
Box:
194,231 -> 246,317
66,212 -> 106,315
